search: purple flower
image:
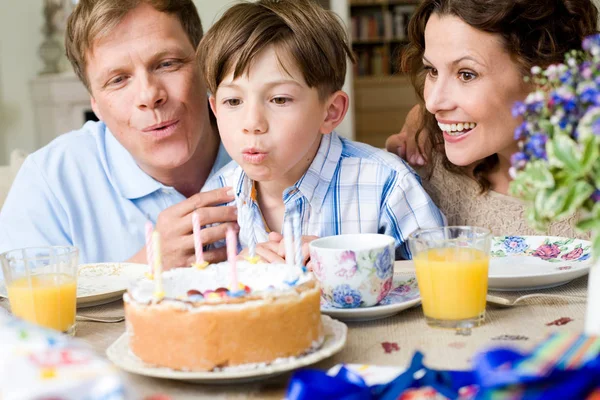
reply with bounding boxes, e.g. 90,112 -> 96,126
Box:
592,189 -> 600,203
526,101 -> 544,114
502,236 -> 529,254
580,87 -> 599,104
593,119 -> 600,136
332,284 -> 362,308
524,134 -> 548,160
512,101 -> 527,117
514,121 -> 529,141
511,152 -> 529,170
374,246 -> 392,279
582,34 -> 600,51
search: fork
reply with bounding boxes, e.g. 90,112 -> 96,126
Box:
76,315 -> 124,323
487,293 -> 586,308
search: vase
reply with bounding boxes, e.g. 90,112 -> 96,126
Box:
584,257 -> 600,335
38,37 -> 62,75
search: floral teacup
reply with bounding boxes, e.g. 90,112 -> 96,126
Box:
309,234 -> 395,308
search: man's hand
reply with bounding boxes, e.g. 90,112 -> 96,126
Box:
385,104 -> 429,167
128,187 -> 238,269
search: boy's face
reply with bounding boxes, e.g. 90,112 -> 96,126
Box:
210,46 -> 338,187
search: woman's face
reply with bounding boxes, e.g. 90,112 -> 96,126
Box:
423,13 -> 530,167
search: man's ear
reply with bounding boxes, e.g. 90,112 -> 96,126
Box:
90,96 -> 103,121
209,95 -> 217,116
319,90 -> 349,134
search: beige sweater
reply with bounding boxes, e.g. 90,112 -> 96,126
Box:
419,159 -> 589,239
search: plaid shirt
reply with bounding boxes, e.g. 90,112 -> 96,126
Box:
203,132 -> 445,259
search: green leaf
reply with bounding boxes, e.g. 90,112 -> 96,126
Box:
552,134 -> 583,176
577,218 -> 600,232
525,203 -> 549,232
509,160 -> 555,200
593,232 -> 600,262
542,187 -> 570,219
554,181 -> 595,221
580,136 -> 600,174
539,120 -> 555,137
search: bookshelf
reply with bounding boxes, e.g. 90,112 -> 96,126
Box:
349,0 -> 419,147
349,0 -> 418,79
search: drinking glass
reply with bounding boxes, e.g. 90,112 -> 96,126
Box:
0,246 -> 79,335
408,226 -> 491,330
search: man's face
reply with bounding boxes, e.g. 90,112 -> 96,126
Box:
86,3 -> 209,175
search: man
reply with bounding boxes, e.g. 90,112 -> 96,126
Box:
0,0 -> 237,268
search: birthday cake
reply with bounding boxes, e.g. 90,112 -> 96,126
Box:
123,261 -> 323,371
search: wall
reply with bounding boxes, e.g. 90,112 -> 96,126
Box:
0,1 -> 43,165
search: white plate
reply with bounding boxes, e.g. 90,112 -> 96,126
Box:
320,275 -> 420,322
489,236 -> 591,291
76,263 -> 148,307
106,315 -> 347,384
0,263 -> 148,308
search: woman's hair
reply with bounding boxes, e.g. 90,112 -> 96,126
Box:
401,0 -> 599,192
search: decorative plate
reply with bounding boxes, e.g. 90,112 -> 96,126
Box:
76,263 -> 148,307
106,315 -> 347,384
0,263 -> 148,308
489,236 -> 592,291
320,275 -> 420,322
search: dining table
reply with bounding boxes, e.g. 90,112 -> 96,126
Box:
0,261 -> 590,399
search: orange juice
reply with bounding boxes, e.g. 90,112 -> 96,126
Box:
414,247 -> 488,321
7,273 -> 77,332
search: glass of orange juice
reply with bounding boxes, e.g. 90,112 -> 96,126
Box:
408,226 -> 491,330
0,246 -> 79,335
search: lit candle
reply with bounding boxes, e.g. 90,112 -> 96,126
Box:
292,212 -> 302,267
284,216 -> 295,266
152,231 -> 164,300
226,227 -> 239,291
145,221 -> 154,274
192,212 -> 208,269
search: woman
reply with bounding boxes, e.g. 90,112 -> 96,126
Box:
387,0 -> 598,236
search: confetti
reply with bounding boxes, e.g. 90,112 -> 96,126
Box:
381,342 -> 400,353
546,317 -> 574,326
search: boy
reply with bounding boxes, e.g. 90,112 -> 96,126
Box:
199,0 -> 444,261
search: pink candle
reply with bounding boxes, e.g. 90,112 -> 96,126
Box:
192,212 -> 204,264
226,227 -> 238,291
145,221 -> 154,272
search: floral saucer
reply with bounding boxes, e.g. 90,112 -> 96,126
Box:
320,275 -> 420,322
489,236 -> 592,291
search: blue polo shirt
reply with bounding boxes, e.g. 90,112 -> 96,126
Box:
0,121 -> 230,263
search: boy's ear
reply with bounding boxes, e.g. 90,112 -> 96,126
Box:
90,96 -> 103,121
209,95 -> 218,116
320,90 -> 349,134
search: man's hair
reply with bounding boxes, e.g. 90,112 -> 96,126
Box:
198,0 -> 355,100
65,0 -> 203,92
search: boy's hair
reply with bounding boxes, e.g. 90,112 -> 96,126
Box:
198,0 -> 355,100
65,0 -> 203,92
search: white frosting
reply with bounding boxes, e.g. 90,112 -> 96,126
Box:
128,261 -> 312,304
